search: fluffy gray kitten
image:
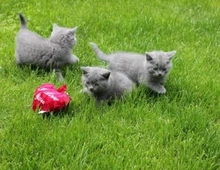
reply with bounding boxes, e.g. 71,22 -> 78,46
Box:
90,42 -> 176,94
81,66 -> 134,103
15,13 -> 79,81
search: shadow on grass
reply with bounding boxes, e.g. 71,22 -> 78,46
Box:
37,81 -> 185,120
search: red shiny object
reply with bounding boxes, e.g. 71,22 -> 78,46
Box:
32,83 -> 70,113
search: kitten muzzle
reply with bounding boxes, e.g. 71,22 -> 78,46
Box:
88,86 -> 94,92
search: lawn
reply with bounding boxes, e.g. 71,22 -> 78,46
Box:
0,0 -> 219,169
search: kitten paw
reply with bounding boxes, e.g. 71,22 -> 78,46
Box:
57,76 -> 64,82
79,89 -> 84,93
157,87 -> 166,94
55,70 -> 64,82
71,55 -> 79,63
149,84 -> 166,94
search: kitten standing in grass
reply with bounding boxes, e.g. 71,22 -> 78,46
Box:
15,13 -> 79,81
81,66 -> 134,103
90,42 -> 176,94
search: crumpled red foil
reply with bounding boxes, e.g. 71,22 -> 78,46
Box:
32,83 -> 70,115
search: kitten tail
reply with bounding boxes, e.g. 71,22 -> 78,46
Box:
90,42 -> 109,62
19,13 -> 27,29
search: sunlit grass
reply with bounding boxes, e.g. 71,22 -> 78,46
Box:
0,0 -> 219,169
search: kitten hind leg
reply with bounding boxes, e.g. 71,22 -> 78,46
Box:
55,69 -> 64,82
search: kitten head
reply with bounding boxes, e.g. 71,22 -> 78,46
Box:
50,24 -> 77,48
81,67 -> 111,94
145,51 -> 176,78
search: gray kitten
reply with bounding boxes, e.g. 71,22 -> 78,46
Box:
15,13 -> 79,81
90,42 -> 176,94
81,66 -> 134,103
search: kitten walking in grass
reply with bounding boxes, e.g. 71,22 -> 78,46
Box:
90,42 -> 176,94
15,13 -> 79,81
81,66 -> 134,103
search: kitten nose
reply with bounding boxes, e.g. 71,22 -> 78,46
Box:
158,71 -> 163,76
89,86 -> 94,91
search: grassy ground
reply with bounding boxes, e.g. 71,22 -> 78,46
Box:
0,0 -> 219,169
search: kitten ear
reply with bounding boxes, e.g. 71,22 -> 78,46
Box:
53,24 -> 59,30
81,66 -> 89,75
101,71 -> 111,79
70,27 -> 77,34
146,53 -> 153,61
166,51 -> 176,60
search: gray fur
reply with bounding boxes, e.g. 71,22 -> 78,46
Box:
81,66 -> 134,103
90,42 -> 176,94
15,13 -> 79,81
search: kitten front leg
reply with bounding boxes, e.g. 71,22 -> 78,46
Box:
147,83 -> 166,94
80,87 -> 94,96
79,88 -> 87,93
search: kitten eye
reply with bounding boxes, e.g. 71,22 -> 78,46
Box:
94,83 -> 99,86
68,34 -> 75,40
162,68 -> 167,71
153,68 -> 158,71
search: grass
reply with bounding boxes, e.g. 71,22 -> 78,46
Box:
0,0 -> 220,169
